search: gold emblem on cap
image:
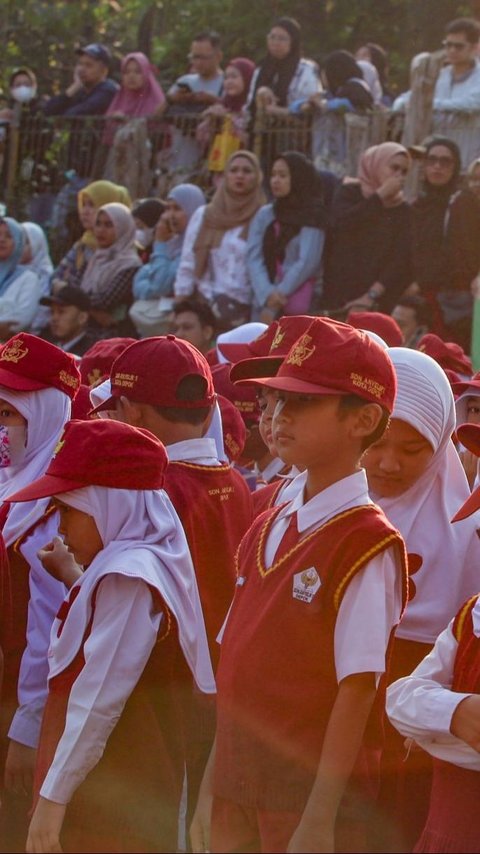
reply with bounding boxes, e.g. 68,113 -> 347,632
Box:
271,328 -> 286,351
1,339 -> 28,364
59,370 -> 79,391
53,438 -> 65,457
286,333 -> 315,367
88,368 -> 102,386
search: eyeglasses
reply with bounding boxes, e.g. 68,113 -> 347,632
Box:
425,154 -> 455,167
442,39 -> 469,51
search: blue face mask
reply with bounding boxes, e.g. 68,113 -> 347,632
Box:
0,424 -> 27,468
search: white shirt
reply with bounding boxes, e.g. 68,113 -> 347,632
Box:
174,205 -> 252,306
8,512 -> 67,748
387,615 -> 480,771
434,61 -> 480,112
41,574 -> 162,803
0,268 -> 41,330
166,437 -> 221,466
253,456 -> 286,486
263,469 -> 404,684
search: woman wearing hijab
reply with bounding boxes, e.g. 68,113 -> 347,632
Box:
410,137 -> 462,338
322,50 -> 374,111
175,151 -> 265,332
102,51 -> 165,146
130,184 -> 205,337
50,180 -> 132,294
247,151 -> 326,322
21,222 -> 54,334
0,217 -> 41,338
322,141 -> 412,313
4,419 -> 214,854
0,335 -> 80,852
80,202 -> 141,335
363,347 -> 480,852
356,42 -> 393,107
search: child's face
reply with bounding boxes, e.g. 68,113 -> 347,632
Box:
466,395 -> 480,424
363,418 -> 434,498
54,499 -> 103,567
271,391 -> 349,470
258,388 -> 278,456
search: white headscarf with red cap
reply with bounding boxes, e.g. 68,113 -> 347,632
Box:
48,484 -> 215,693
369,347 -> 480,643
0,385 -> 71,546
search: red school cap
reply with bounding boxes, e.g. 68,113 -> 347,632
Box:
5,419 -> 168,502
247,316 -> 397,413
417,333 -> 473,375
212,363 -> 260,427
0,333 -> 80,400
79,337 -> 137,387
231,315 -> 315,384
93,335 -> 216,413
216,321 -> 279,364
452,422 -> 480,521
451,369 -> 480,398
347,311 -> 404,347
216,394 -> 247,462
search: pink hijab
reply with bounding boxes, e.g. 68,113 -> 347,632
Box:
357,142 -> 410,197
106,52 -> 165,118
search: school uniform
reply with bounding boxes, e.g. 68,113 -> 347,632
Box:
212,469 -> 408,853
387,594 -> 480,853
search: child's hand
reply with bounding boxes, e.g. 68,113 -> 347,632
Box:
4,740 -> 36,796
38,537 -> 83,588
27,796 -> 66,853
450,694 -> 480,751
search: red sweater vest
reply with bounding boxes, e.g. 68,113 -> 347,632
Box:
163,461 -> 253,669
252,479 -> 286,516
214,502 -> 408,810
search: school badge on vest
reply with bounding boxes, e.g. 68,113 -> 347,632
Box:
292,567 -> 321,603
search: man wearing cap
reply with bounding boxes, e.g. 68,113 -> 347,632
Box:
38,285 -> 102,357
43,43 -> 118,117
191,317 -> 409,854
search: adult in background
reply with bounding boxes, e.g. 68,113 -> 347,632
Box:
43,43 -> 118,118
171,298 -> 216,355
433,18 -> 480,117
102,51 -> 165,145
0,218 -> 41,340
38,285 -> 99,356
247,150 -> 326,323
175,151 -> 265,332
130,183 -> 205,338
356,42 -> 393,107
390,295 -> 432,348
322,142 -> 412,314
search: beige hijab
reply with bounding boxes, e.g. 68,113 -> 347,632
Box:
193,150 -> 265,279
81,203 -> 141,297
356,142 -> 410,201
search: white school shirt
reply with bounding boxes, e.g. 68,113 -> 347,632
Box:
0,268 -> 41,331
263,468 -> 404,684
386,610 -> 480,772
8,512 -> 67,749
253,456 -> 287,486
41,574 -> 163,804
166,437 -> 221,466
174,205 -> 252,306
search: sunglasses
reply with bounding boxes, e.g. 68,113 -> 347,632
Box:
442,39 -> 469,50
425,154 -> 455,167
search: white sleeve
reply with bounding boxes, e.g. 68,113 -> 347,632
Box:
0,270 -> 42,329
334,546 -> 403,685
289,61 -> 321,102
40,574 -> 162,804
8,514 -> 67,748
386,623 -> 480,770
173,206 -> 204,297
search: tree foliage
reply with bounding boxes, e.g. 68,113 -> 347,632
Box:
0,0 -> 476,97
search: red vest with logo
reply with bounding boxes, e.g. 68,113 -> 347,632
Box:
214,502 -> 408,811
163,462 -> 253,669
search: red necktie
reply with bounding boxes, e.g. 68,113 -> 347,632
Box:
274,511 -> 299,562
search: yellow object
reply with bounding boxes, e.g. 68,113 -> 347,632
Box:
207,116 -> 241,173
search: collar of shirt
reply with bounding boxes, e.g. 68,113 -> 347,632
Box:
166,437 -> 221,465
254,456 -> 286,484
450,61 -> 478,84
278,468 -> 372,534
57,332 -> 86,352
472,597 -> 480,638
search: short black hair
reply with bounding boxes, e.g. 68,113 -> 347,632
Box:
153,375 -> 211,425
394,295 -> 432,328
192,30 -> 221,49
173,298 -> 216,331
446,18 -> 480,43
337,394 -> 390,452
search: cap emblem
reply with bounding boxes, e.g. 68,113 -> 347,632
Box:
270,328 -> 285,351
286,333 -> 315,367
1,339 -> 28,364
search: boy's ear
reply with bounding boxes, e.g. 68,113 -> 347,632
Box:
118,395 -> 144,427
351,403 -> 384,439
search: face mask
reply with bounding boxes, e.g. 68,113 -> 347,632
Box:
0,424 -> 27,468
11,85 -> 35,103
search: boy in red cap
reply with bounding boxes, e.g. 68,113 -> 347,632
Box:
93,335 -> 253,826
5,419 -> 214,854
191,317 -> 409,854
387,420 -> 480,854
0,333 -> 81,851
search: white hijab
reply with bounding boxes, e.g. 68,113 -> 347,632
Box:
48,484 -> 215,693
370,347 -> 480,643
22,222 -> 53,290
81,203 -> 141,297
0,385 -> 71,546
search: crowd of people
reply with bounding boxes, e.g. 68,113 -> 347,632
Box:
0,11 -> 480,854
